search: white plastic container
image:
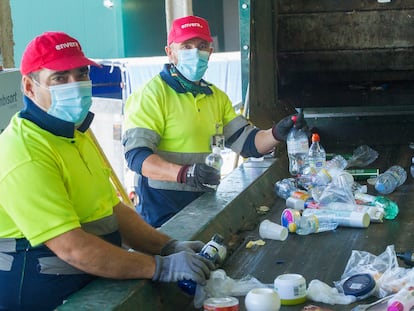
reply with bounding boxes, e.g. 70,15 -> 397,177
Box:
274,274 -> 307,305
245,288 -> 281,311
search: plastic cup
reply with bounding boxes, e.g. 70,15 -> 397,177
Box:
259,220 -> 288,241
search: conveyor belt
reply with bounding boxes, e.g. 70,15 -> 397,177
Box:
219,144 -> 413,311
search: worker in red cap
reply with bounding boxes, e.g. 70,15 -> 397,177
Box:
123,15 -> 307,227
0,31 -> 214,310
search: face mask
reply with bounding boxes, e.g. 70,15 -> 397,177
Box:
176,48 -> 210,82
43,81 -> 93,126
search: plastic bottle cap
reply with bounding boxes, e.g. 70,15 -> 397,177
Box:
343,273 -> 376,298
288,222 -> 297,232
388,301 -> 404,311
311,133 -> 320,142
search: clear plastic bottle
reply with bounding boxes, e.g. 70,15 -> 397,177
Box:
302,208 -> 370,228
308,133 -> 326,172
317,155 -> 348,184
286,116 -> 309,176
204,147 -> 223,190
274,178 -> 298,199
387,284 -> 414,311
205,146 -> 223,170
177,233 -> 226,295
296,214 -> 338,235
375,165 -> 407,195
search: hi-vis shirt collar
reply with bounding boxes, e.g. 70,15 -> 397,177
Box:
159,63 -> 213,95
19,96 -> 94,138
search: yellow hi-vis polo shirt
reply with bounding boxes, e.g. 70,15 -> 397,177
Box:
123,74 -> 239,155
0,115 -> 120,246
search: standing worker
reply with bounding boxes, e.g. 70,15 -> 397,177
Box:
0,31 -> 214,311
123,15 -> 306,227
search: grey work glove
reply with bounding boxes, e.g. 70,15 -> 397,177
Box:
272,111 -> 308,142
152,251 -> 215,285
177,163 -> 220,190
160,239 -> 205,256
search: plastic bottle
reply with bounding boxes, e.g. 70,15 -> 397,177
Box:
296,214 -> 338,235
387,284 -> 414,311
375,165 -> 407,195
178,233 -> 226,295
286,116 -> 309,176
316,155 -> 348,185
354,193 -> 399,220
308,133 -> 326,172
274,178 -> 298,199
396,251 -> 414,267
302,208 -> 370,228
203,147 -> 223,190
205,146 -> 223,170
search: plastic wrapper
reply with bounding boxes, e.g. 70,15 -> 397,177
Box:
307,279 -> 357,305
334,245 -> 413,299
193,269 -> 270,308
346,145 -> 379,168
318,183 -> 356,208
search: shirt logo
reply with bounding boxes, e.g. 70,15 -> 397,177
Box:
55,41 -> 79,51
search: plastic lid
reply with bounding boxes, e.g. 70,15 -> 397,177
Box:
311,133 -> 320,142
388,301 -> 404,311
288,222 -> 297,232
212,233 -> 224,244
343,273 -> 376,297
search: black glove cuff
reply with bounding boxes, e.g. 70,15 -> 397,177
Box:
160,239 -> 177,256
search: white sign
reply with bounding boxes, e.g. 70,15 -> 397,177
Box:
0,69 -> 23,132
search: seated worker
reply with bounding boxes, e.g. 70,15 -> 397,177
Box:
0,32 -> 214,311
122,15 -> 306,227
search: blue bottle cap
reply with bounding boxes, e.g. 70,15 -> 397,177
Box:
342,273 -> 376,297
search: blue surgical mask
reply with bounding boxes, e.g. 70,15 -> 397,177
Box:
45,81 -> 93,126
176,48 -> 210,82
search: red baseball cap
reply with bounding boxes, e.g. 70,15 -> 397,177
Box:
20,31 -> 100,75
168,15 -> 213,45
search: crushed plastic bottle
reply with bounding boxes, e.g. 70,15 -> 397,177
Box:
375,165 -> 407,195
287,116 -> 309,176
308,133 -> 326,172
274,178 -> 298,199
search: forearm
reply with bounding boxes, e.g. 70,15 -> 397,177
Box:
113,202 -> 171,254
141,154 -> 181,182
254,128 -> 279,154
45,228 -> 156,279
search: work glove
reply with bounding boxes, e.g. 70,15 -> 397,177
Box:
272,111 -> 308,142
177,163 -> 220,190
152,251 -> 215,285
160,239 -> 205,256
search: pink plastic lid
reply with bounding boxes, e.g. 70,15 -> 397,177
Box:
387,301 -> 404,311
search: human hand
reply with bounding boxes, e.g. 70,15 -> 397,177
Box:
160,239 -> 205,256
177,163 -> 220,190
272,111 -> 308,141
152,251 -> 215,285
